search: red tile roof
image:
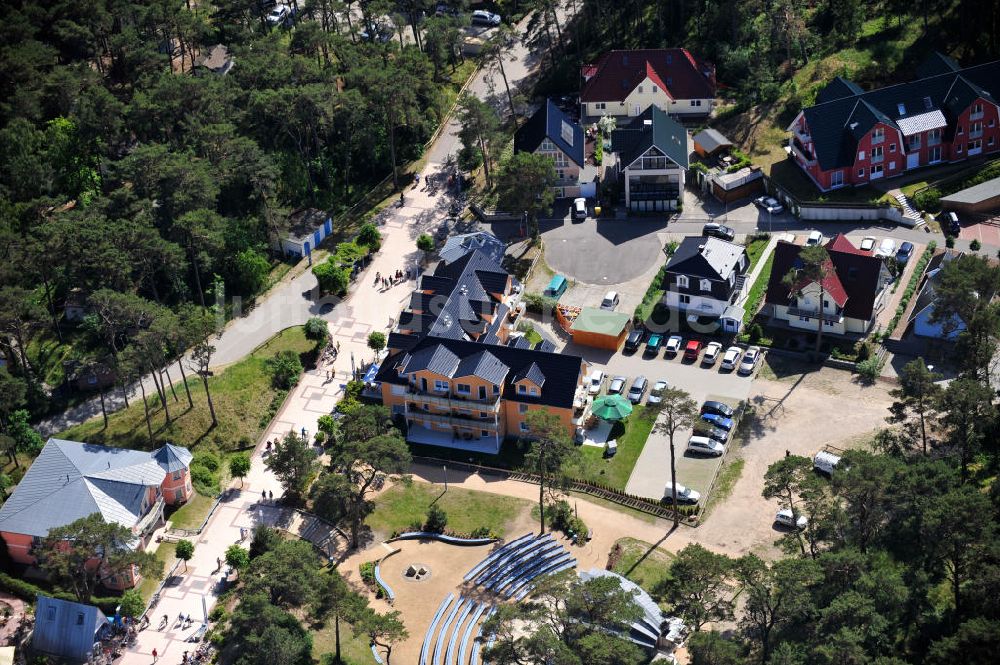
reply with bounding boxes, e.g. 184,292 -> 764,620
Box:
581,49 -> 716,103
786,259 -> 849,306
825,233 -> 867,256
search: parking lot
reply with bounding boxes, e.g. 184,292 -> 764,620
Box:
579,338 -> 758,502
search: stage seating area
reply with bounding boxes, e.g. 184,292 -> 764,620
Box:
419,594 -> 494,665
465,533 -> 577,599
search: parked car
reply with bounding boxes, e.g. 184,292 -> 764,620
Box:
608,376 -> 627,395
753,196 -> 784,215
600,290 -> 619,310
624,329 -> 645,352
701,412 -> 734,431
266,5 -> 290,25
587,370 -> 605,395
896,241 -> 914,264
663,482 -> 701,505
774,508 -> 808,529
688,436 -> 725,456
694,424 -> 729,443
860,236 -> 877,252
720,345 -> 742,370
645,333 -> 663,356
684,339 -> 704,361
738,345 -> 761,375
702,223 -> 735,242
665,335 -> 683,355
647,380 -> 668,404
627,376 -> 648,404
435,3 -> 460,16
813,448 -> 842,475
875,237 -> 897,258
702,341 -> 723,366
573,197 -> 588,221
471,9 -> 501,25
939,211 -> 961,236
701,400 -> 735,418
806,230 -> 824,246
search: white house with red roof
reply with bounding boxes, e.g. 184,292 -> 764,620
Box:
580,49 -> 716,121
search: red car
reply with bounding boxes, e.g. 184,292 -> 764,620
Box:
683,339 -> 704,361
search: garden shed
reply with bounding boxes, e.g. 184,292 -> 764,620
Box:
939,176 -> 1000,214
569,308 -> 631,350
276,208 -> 334,258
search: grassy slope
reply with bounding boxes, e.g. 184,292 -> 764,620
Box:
611,537 -> 674,593
366,481 -> 529,538
58,327 -> 314,453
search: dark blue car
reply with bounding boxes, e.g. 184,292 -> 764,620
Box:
701,413 -> 734,431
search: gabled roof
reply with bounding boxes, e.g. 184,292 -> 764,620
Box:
454,349 -> 509,385
513,100 -> 585,167
799,58 -> 1000,170
512,361 -> 546,388
815,76 -> 865,104
765,238 -> 887,320
0,439 -> 190,538
787,258 -> 849,306
611,106 -> 690,169
692,128 -> 733,154
665,236 -> 746,281
379,337 -> 584,409
581,49 -> 715,103
917,51 -> 961,78
439,232 -> 506,266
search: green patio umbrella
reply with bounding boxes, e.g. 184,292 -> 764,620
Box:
591,394 -> 633,421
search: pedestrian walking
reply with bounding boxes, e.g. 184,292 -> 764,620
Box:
216,557 -> 222,571
152,648 -> 158,663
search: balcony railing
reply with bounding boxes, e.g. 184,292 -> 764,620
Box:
793,126 -> 811,144
787,307 -> 844,324
790,140 -> 816,166
871,153 -> 884,164
406,410 -> 499,430
135,498 -> 165,536
970,111 -> 984,121
871,134 -> 885,145
970,130 -> 984,139
404,387 -> 501,411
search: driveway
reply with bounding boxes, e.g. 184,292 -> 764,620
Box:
540,215 -> 668,285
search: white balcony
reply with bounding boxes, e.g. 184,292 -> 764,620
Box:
790,141 -> 816,166
871,134 -> 885,145
970,130 -> 984,139
871,154 -> 884,164
970,111 -> 985,121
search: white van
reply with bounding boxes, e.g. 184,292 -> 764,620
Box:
600,291 -> 619,310
813,450 -> 842,475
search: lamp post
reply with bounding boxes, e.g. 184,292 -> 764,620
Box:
443,465 -> 448,492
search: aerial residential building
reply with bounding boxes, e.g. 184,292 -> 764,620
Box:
662,236 -> 750,334
764,235 -> 892,336
514,100 -> 592,198
376,336 -> 586,453
0,439 -> 193,589
610,106 -> 691,212
787,53 -> 1000,191
580,48 -> 716,120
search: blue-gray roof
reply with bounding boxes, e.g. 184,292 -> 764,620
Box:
439,232 -> 506,266
0,439 -> 191,538
611,106 -> 690,169
514,99 -> 585,167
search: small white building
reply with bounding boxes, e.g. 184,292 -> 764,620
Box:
276,208 -> 333,258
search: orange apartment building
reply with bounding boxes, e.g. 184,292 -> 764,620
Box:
0,439 -> 193,590
376,247 -> 586,453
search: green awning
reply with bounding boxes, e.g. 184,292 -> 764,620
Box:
570,307 -> 631,336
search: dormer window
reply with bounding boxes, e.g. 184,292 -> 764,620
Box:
518,384 -> 527,394
677,275 -> 689,288
700,279 -> 711,292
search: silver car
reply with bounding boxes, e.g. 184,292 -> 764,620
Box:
627,376 -> 648,404
647,380 -> 669,404
738,346 -> 761,375
720,345 -> 742,371
608,375 -> 627,395
775,508 -> 808,529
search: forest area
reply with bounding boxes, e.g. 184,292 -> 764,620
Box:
0,0 -> 483,435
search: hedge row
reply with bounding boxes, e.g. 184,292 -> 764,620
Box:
885,241 -> 937,336
0,572 -> 121,613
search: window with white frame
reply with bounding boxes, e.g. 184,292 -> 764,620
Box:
676,275 -> 689,288
679,294 -> 690,304
831,171 -> 844,187
529,387 -> 538,396
637,85 -> 644,93
858,168 -> 865,177
858,150 -> 865,161
595,102 -> 606,110
692,100 -> 702,107
433,379 -> 449,392
456,383 -> 471,394
957,143 -> 964,153
799,315 -> 810,322
699,279 -> 711,292
889,143 -> 896,152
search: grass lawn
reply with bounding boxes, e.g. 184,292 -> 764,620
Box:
366,480 -> 529,538
742,251 -> 776,326
703,457 -> 745,518
575,406 -> 656,491
311,615 -> 376,665
139,542 -> 177,603
610,537 -> 673,593
745,237 -> 770,271
58,326 -> 314,454
166,493 -> 218,531
516,322 -> 544,346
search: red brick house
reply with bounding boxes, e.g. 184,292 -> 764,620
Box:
787,53 -> 1000,192
0,439 -> 193,590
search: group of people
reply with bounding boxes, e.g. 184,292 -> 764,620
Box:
374,269 -> 411,290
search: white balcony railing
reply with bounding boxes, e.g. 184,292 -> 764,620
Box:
790,141 -> 816,166
871,134 -> 885,145
970,130 -> 984,139
970,111 -> 985,121
871,154 -> 884,164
